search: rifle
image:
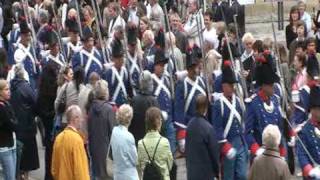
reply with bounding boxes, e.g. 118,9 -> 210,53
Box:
74,0 -> 83,37
163,0 -> 177,98
233,14 -> 248,99
90,0 -> 108,63
50,3 -> 67,62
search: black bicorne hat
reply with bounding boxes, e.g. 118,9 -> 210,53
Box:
112,39 -> 124,58
154,48 -> 168,65
222,60 -> 237,84
127,26 -> 138,45
310,85 -> 320,108
255,51 -> 280,86
81,26 -> 94,41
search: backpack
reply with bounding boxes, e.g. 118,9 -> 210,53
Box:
142,137 -> 164,180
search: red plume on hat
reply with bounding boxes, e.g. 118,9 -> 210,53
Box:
256,56 -> 267,63
223,60 -> 232,68
263,50 -> 271,56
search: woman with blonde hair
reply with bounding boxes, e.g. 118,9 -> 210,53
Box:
0,79 -> 18,180
110,104 -> 139,180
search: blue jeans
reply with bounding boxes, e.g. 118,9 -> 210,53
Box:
223,137 -> 248,180
0,148 -> 17,180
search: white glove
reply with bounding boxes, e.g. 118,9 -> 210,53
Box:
255,148 -> 265,156
104,62 -> 114,70
178,139 -> 185,153
288,137 -> 296,147
226,147 -> 237,159
161,111 -> 168,121
309,167 -> 320,179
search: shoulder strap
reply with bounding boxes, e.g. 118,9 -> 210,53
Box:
142,137 -> 162,162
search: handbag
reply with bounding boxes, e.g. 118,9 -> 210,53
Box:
57,83 -> 68,114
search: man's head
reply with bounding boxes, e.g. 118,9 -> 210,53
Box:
262,124 -> 281,149
108,2 -> 120,18
261,83 -> 274,97
188,0 -> 198,14
38,9 -> 49,25
81,27 -> 94,51
66,105 -> 83,130
20,20 -> 31,45
113,25 -> 124,40
169,13 -> 181,31
204,11 -> 213,29
298,1 -> 306,16
296,20 -> 306,38
306,37 -> 317,54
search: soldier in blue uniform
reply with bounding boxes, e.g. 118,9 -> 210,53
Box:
245,53 -> 290,158
125,26 -> 141,96
7,13 -> 24,65
71,26 -> 104,83
211,60 -> 247,180
174,45 -> 207,153
42,26 -> 66,72
63,18 -> 82,63
152,48 -> 176,153
14,19 -> 39,90
103,39 -> 131,106
296,85 -> 320,179
291,53 -> 320,128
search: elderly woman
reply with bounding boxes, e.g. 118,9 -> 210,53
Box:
248,124 -> 291,180
0,79 -> 18,180
10,65 -> 39,180
138,107 -> 173,180
165,32 -> 184,71
88,79 -> 116,180
110,104 -> 139,180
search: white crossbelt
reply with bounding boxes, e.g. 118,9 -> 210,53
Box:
127,53 -> 140,79
220,95 -> 242,138
184,77 -> 206,112
152,74 -> 171,98
111,66 -> 128,102
80,49 -> 102,76
48,54 -> 66,67
18,44 -> 37,72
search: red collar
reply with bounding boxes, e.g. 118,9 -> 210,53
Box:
258,89 -> 269,102
311,117 -> 320,129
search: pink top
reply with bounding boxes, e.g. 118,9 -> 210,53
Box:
292,68 -> 307,90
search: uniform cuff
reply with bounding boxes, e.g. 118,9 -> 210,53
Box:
303,164 -> 313,177
221,142 -> 232,156
279,145 -> 286,157
177,129 -> 186,140
250,143 -> 260,155
288,129 -> 296,137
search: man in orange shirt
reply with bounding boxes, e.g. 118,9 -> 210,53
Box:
51,105 -> 90,180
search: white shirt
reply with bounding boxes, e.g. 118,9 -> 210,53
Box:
203,25 -> 219,49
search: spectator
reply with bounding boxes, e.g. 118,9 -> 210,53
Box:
138,16 -> 150,39
54,66 -> 85,127
292,52 -> 307,90
87,79 -> 116,180
51,105 -> 90,180
241,32 -> 256,94
130,70 -> 159,144
289,21 -> 306,66
110,104 -> 139,180
169,12 -> 188,54
10,65 -> 39,180
165,32 -> 185,71
0,79 -> 18,180
137,107 -> 173,180
286,6 -> 300,49
298,1 -> 312,37
248,124 -> 291,180
203,11 -> 219,50
186,95 -> 219,180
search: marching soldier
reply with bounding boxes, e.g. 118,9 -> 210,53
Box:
103,39 -> 131,106
71,26 -> 104,83
174,45 -> 207,153
245,52 -> 290,159
42,26 -> 66,72
296,85 -> 320,179
211,60 -> 247,180
14,19 -> 39,90
125,26 -> 141,96
152,48 -> 176,153
291,53 -> 320,128
64,18 -> 82,63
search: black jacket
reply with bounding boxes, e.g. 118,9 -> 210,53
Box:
129,92 -> 159,144
10,77 -> 37,138
0,100 -> 17,148
186,114 -> 219,180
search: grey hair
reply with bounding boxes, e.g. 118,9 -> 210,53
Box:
139,70 -> 153,94
116,104 -> 133,126
94,79 -> 109,100
262,124 -> 281,149
14,64 -> 26,79
38,9 -> 49,24
66,105 -> 82,124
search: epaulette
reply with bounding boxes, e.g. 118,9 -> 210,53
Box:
244,94 -> 257,103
